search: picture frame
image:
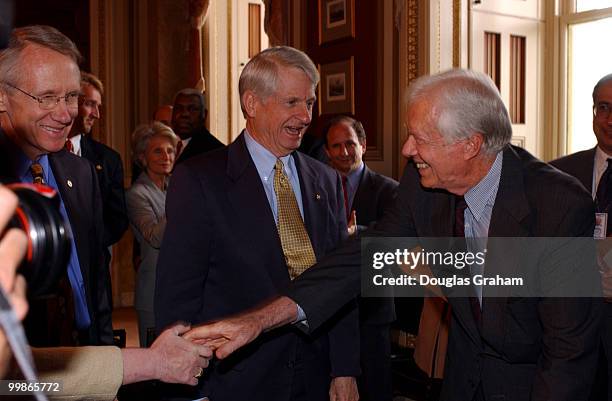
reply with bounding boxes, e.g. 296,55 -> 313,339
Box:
510,136 -> 525,148
319,58 -> 355,115
318,0 -> 355,45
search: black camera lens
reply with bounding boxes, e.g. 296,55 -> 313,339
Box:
6,183 -> 71,298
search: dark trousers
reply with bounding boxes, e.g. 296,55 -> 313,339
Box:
358,324 -> 392,401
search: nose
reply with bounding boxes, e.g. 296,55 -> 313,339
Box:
51,101 -> 75,125
92,104 -> 100,119
296,103 -> 312,124
340,144 -> 349,156
402,135 -> 417,158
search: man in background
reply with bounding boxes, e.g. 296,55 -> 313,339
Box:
171,88 -> 224,164
324,115 -> 397,401
67,72 -> 128,279
551,73 -> 612,400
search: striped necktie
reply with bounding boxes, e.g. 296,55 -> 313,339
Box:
274,158 -> 316,279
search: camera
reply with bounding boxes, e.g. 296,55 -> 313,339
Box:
6,183 -> 71,298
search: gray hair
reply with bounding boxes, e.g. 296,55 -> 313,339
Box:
239,46 -> 319,115
323,115 -> 366,146
173,88 -> 207,111
131,121 -> 179,169
593,73 -> 612,103
0,25 -> 82,87
405,68 -> 512,155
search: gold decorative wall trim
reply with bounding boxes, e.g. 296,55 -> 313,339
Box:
407,0 -> 418,85
227,0 -> 233,140
436,0 -> 440,72
453,0 -> 461,67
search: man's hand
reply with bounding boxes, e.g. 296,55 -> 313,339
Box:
329,376 -> 359,401
0,186 -> 28,378
151,322 -> 212,385
122,322 -> 212,385
184,296 -> 298,359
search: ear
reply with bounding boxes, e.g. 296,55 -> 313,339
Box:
360,138 -> 367,155
463,133 -> 484,160
201,109 -> 208,123
242,91 -> 259,119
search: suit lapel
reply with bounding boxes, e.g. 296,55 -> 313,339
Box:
351,166 -> 371,212
293,151 -> 327,261
48,152 -> 90,286
481,146 -> 531,336
225,133 -> 288,283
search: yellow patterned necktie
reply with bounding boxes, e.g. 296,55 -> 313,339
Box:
30,162 -> 45,185
274,158 -> 316,279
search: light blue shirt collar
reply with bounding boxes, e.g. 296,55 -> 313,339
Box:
464,151 -> 503,223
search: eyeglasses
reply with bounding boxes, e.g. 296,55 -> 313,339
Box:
3,82 -> 80,110
593,102 -> 611,119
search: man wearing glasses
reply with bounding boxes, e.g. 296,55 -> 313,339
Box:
0,25 -> 113,346
551,74 -> 612,399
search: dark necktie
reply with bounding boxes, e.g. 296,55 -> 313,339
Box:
454,196 -> 482,324
65,139 -> 74,154
341,175 -> 350,220
30,162 -> 45,185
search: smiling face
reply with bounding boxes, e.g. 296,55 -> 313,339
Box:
402,99 -> 473,194
244,66 -> 316,157
593,80 -> 612,156
0,44 -> 80,160
74,83 -> 102,135
143,135 -> 175,178
325,121 -> 365,175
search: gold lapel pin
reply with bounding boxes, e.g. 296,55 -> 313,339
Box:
67,180 -> 73,188
95,164 -> 103,171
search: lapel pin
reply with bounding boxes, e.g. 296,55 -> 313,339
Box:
316,194 -> 321,200
95,164 -> 103,171
67,179 -> 73,188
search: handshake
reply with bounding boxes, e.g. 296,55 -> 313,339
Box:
0,183 -> 275,399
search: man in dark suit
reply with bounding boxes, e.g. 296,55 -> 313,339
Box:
551,73 -> 612,400
323,115 -> 397,401
0,25 -> 113,346
171,88 -> 224,165
156,46 -> 359,401
67,72 -> 128,268
187,69 -> 604,401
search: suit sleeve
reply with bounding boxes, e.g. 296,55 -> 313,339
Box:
325,171 -> 361,377
126,186 -> 167,248
155,163 -> 211,331
531,187 -> 603,401
102,151 -> 129,247
286,165 -> 418,332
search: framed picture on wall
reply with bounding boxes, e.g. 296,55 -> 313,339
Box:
319,57 -> 354,115
510,136 -> 526,148
319,0 -> 355,44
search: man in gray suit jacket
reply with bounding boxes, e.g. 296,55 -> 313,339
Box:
188,69 -> 604,401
